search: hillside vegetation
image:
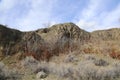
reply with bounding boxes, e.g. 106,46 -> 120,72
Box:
0,23 -> 120,80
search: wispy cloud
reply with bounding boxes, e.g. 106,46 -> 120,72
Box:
0,0 -> 32,29
0,0 -> 58,31
17,0 -> 58,31
75,0 -> 120,31
0,0 -> 120,31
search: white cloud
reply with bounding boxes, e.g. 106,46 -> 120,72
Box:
0,0 -> 120,31
74,0 -> 104,31
76,20 -> 96,30
81,0 -> 103,20
0,0 -> 58,31
0,0 -> 16,24
0,0 -> 16,11
75,0 -> 120,31
0,0 -> 32,28
18,0 -> 60,31
16,0 -> 58,31
102,4 -> 120,26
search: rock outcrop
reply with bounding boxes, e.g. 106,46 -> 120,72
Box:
0,23 -> 120,60
36,23 -> 90,42
0,24 -> 22,57
91,28 -> 120,41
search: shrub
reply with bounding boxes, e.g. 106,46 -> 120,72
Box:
84,54 -> 96,60
34,62 -> 74,79
64,54 -> 78,63
54,65 -> 74,78
35,62 -> 50,74
110,50 -> 120,59
21,57 -> 120,80
0,62 -> 22,80
0,62 -> 6,80
74,60 -> 120,80
21,56 -> 39,72
111,61 -> 120,77
94,59 -> 109,66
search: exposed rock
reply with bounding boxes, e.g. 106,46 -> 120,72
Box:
17,32 -> 51,60
0,25 -> 22,44
21,32 -> 45,53
0,23 -> 120,60
0,24 -> 22,56
36,23 -> 91,56
91,28 -> 120,41
36,23 -> 91,42
36,71 -> 47,79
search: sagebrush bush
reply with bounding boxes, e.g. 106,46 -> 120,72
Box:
35,62 -> 50,74
20,56 -> 120,80
21,56 -> 39,72
0,62 -> 6,80
111,61 -> 120,77
64,54 -> 78,63
84,54 -> 96,60
0,62 -> 22,80
94,59 -> 109,66
74,60 -> 120,80
53,65 -> 74,78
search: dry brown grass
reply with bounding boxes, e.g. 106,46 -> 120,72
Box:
18,53 -> 120,80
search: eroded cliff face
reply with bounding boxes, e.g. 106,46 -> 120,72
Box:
36,23 -> 90,43
0,23 -> 120,60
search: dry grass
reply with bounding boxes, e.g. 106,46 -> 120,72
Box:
19,53 -> 120,80
0,62 -> 22,80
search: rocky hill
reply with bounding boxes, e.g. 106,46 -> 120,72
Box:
91,28 -> 120,41
0,23 -> 120,60
36,23 -> 90,42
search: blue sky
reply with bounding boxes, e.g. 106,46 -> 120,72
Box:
0,0 -> 120,31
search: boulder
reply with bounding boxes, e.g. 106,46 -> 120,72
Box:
36,71 -> 47,79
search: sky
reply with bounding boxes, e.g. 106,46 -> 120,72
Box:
0,0 -> 120,31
